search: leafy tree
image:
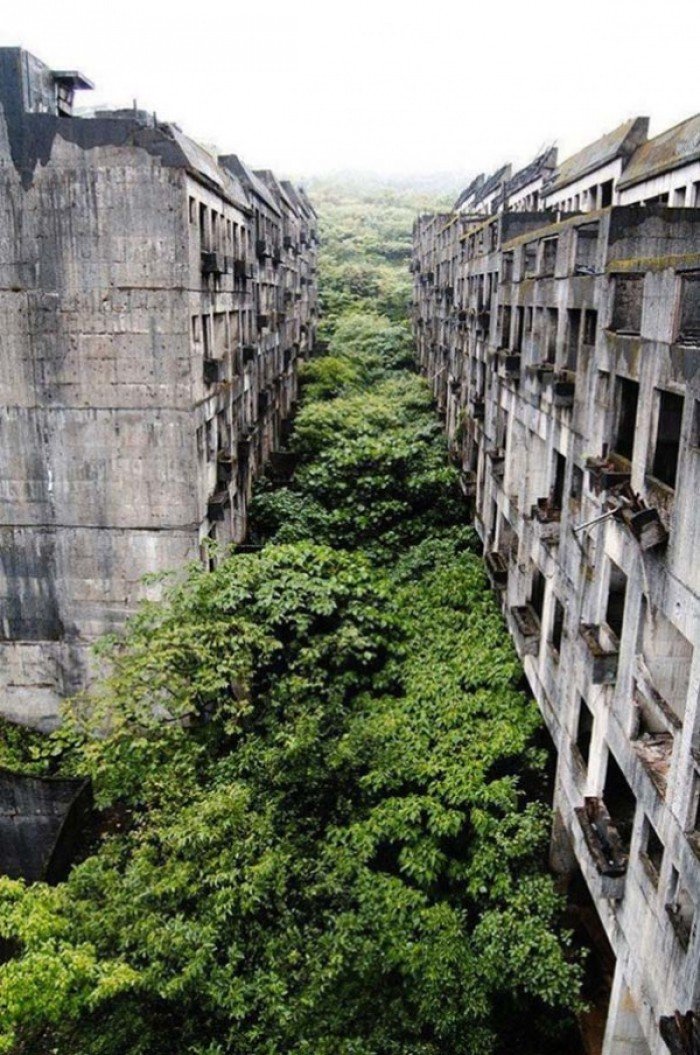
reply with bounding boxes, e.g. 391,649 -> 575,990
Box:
0,182 -> 583,1055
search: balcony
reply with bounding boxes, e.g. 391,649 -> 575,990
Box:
579,623 -> 619,684
509,604 -> 541,656
201,250 -> 226,276
525,361 -> 555,383
530,498 -> 561,544
551,370 -> 576,407
617,501 -> 668,551
659,1011 -> 699,1054
575,797 -> 627,899
255,238 -> 269,260
233,258 -> 253,281
242,343 -> 257,365
485,551 -> 508,588
257,313 -> 269,331
585,456 -> 631,495
207,490 -> 229,522
216,450 -> 235,484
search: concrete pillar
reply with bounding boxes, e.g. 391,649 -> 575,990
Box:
603,964 -> 651,1055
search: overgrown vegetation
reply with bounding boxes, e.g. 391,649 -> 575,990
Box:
0,182 -> 582,1055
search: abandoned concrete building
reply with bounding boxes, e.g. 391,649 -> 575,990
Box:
413,116 -> 700,1055
0,47 -> 318,728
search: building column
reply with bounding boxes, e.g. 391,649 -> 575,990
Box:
603,964 -> 651,1055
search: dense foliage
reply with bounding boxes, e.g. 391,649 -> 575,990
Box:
0,182 -> 582,1055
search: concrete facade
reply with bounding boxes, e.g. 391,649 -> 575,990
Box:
0,48 -> 318,728
413,118 -> 700,1054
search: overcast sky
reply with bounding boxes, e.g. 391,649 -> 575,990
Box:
3,0 -> 699,182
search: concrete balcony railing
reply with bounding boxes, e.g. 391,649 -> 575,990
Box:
585,456 -> 631,496
575,796 -> 628,899
485,550 -> 508,589
530,498 -> 561,545
486,447 -> 506,480
509,603 -> 541,656
579,623 -> 619,684
207,489 -> 229,522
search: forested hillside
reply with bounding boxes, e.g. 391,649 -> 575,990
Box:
0,183 -> 582,1055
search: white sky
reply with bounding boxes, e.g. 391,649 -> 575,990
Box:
3,0 -> 699,181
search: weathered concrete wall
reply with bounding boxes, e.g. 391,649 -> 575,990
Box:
0,50 -> 318,728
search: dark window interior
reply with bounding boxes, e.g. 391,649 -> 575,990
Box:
583,309 -> 598,346
566,308 -> 581,371
652,390 -> 684,489
611,275 -> 643,334
576,698 -> 594,767
643,820 -> 664,882
605,561 -> 627,640
603,752 -> 636,852
524,243 -> 537,275
530,567 -> 545,622
515,306 -> 524,352
600,180 -> 613,208
571,464 -> 583,501
551,598 -> 565,655
546,308 -> 558,362
613,377 -> 639,460
552,451 -> 566,508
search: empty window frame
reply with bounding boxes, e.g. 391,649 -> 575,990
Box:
551,597 -> 565,656
551,450 -> 567,508
613,377 -> 639,461
541,237 -> 558,276
524,242 -> 537,276
641,817 -> 664,885
574,223 -> 599,273
576,698 -> 594,768
530,566 -> 546,623
677,272 -> 700,346
545,308 -> 558,363
605,560 -> 628,641
603,752 -> 636,852
600,179 -> 614,208
566,309 -> 581,371
651,390 -> 684,489
500,305 -> 512,349
611,274 -> 644,335
641,605 -> 693,724
583,308 -> 598,346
